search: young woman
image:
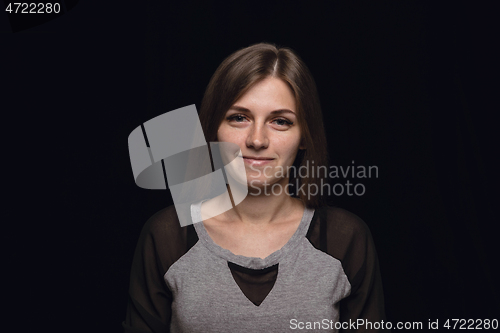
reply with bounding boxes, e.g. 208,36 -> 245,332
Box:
123,43 -> 387,332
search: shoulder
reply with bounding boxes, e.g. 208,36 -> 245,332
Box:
308,206 -> 375,262
141,205 -> 182,237
320,206 -> 371,239
135,205 -> 196,273
135,205 -> 183,251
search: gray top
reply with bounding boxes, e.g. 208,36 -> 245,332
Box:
123,204 -> 388,332
163,202 -> 349,332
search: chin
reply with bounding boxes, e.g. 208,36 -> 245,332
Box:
247,178 -> 285,189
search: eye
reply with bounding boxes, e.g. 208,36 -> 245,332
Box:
227,114 -> 248,123
271,118 -> 293,127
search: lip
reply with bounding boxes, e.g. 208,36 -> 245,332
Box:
243,156 -> 274,166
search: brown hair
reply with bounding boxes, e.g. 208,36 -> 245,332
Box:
199,42 -> 328,208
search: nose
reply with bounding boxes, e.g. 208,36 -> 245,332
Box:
246,123 -> 269,150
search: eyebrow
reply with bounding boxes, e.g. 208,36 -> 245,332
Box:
229,105 -> 296,115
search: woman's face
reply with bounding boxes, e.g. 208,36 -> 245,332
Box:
217,76 -> 304,189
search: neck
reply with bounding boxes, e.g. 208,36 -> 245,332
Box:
225,177 -> 301,226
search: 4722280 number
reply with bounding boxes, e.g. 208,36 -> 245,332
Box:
444,319 -> 498,330
5,3 -> 61,14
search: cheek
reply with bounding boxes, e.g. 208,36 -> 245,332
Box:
276,136 -> 302,159
217,125 -> 244,144
216,125 -> 229,142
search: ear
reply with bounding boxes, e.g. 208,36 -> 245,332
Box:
299,138 -> 306,150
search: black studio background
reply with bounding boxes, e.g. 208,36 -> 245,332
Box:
3,1 -> 498,332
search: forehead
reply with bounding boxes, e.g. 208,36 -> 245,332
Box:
232,77 -> 296,112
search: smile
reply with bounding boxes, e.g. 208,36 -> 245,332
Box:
243,156 -> 275,166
